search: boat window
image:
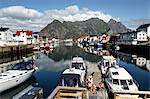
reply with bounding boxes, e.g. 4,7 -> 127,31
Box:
113,79 -> 119,85
59,74 -> 82,87
128,79 -> 133,85
112,72 -> 119,75
120,80 -> 127,85
1,75 -> 7,76
12,76 -> 16,78
111,62 -> 116,66
72,63 -> 84,70
106,62 -> 109,66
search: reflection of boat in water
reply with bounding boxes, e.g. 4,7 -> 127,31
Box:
105,67 -> 138,93
0,60 -> 38,93
12,83 -> 43,99
58,68 -> 85,87
98,56 -> 119,76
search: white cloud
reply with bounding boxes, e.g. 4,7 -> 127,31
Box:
0,6 -> 42,20
124,19 -> 150,30
0,5 -> 117,32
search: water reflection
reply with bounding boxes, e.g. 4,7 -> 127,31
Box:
114,51 -> 150,71
48,45 -> 101,62
112,51 -> 150,91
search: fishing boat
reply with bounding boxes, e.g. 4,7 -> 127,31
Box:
0,60 -> 38,93
98,55 -> 119,76
105,67 -> 138,93
58,68 -> 86,87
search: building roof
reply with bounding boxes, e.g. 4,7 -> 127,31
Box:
0,27 -> 9,32
119,31 -> 137,35
137,24 -> 150,30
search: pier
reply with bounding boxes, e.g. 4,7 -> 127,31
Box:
86,62 -> 108,99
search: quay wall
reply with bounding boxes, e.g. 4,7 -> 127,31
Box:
119,44 -> 150,54
0,44 -> 34,73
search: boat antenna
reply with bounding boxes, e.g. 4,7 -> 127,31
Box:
70,56 -> 72,69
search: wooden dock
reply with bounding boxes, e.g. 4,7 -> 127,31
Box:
86,62 -> 108,99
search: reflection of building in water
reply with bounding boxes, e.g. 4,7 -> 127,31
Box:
116,51 -> 150,71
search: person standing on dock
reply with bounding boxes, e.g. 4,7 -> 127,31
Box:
88,72 -> 95,94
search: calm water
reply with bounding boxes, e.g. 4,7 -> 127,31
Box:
0,44 -> 150,98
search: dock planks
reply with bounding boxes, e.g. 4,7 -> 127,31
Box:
86,62 -> 108,99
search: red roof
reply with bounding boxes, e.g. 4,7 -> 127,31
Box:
16,30 -> 32,36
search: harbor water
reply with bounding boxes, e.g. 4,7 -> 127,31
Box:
0,44 -> 150,98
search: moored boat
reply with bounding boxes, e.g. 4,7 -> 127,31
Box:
105,67 -> 138,93
0,60 -> 38,93
72,56 -> 87,72
98,55 -> 119,76
58,68 -> 86,87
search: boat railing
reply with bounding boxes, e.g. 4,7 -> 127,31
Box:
113,90 -> 150,99
47,86 -> 87,99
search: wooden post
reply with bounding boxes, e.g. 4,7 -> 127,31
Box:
114,93 -> 116,99
55,90 -> 60,99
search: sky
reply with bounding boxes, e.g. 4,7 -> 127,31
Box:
0,0 -> 149,31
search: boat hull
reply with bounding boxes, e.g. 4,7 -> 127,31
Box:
0,70 -> 34,93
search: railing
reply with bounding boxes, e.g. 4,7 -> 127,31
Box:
48,86 -> 87,99
114,90 -> 150,99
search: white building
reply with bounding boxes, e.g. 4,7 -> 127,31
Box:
117,31 -> 148,45
116,24 -> 150,45
0,27 -> 17,46
14,30 -> 33,45
32,32 -> 40,44
137,24 -> 150,38
0,27 -> 14,41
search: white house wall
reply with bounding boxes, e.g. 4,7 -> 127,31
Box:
137,31 -> 148,41
147,26 -> 150,37
0,30 -> 14,41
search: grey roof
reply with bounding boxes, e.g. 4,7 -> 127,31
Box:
137,24 -> 150,30
0,27 -> 9,31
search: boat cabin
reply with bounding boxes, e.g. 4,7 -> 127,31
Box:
12,61 -> 35,70
58,68 -> 84,87
106,67 -> 138,91
72,57 -> 86,71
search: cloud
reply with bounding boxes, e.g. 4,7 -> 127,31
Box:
125,19 -> 150,30
0,5 -> 117,32
44,5 -> 113,22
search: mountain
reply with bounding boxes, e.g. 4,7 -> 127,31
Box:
40,18 -> 131,39
107,19 -> 131,34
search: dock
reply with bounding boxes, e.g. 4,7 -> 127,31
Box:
86,62 -> 108,99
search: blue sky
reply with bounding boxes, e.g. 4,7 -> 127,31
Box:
0,0 -> 149,31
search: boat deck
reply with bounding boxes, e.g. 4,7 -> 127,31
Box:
86,62 -> 108,99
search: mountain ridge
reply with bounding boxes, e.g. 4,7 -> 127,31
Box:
40,18 -> 131,39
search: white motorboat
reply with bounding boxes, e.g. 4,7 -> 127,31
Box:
105,67 -> 138,93
58,68 -> 85,87
0,61 -> 38,93
98,55 -> 119,76
72,57 -> 87,72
